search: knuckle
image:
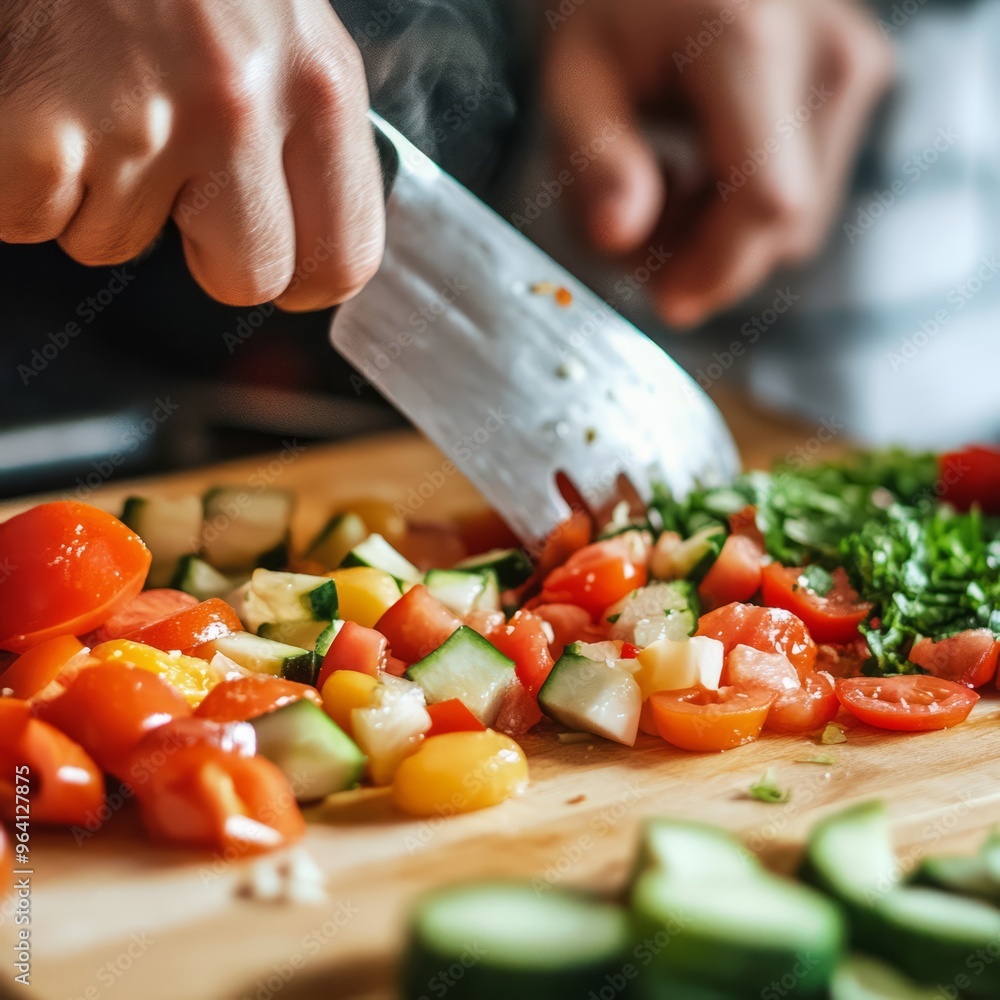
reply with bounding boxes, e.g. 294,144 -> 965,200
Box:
297,48 -> 368,120
827,12 -> 894,95
59,227 -> 151,267
0,158 -> 76,242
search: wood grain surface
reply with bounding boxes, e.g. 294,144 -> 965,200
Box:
4,391 -> 998,1000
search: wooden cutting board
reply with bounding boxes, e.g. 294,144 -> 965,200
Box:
5,392 -> 1000,1000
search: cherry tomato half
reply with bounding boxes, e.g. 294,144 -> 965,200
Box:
835,675 -> 979,732
761,565 -> 872,644
0,502 -> 151,653
698,534 -> 764,610
194,676 -> 322,723
87,589 -> 198,644
909,629 -> 999,690
0,635 -> 85,699
124,598 -> 243,654
647,686 -> 774,752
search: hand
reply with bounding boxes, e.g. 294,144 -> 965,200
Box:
542,0 -> 893,326
0,0 -> 384,310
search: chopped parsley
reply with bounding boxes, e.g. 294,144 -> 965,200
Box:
748,768 -> 790,804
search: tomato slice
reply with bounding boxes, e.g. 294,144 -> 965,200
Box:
538,533 -> 649,619
316,621 -> 388,688
697,602 -> 818,679
836,675 -> 979,732
0,714 -> 104,826
0,635 -> 85,699
939,446 -> 1000,514
0,501 -> 151,653
38,663 -> 191,776
493,678 -> 543,736
86,589 -> 198,644
124,598 -> 243,654
375,584 -> 462,663
647,686 -> 774,751
132,744 -> 304,853
760,565 -> 872,644
426,699 -> 486,737
698,534 -> 764,610
486,610 -> 554,694
909,629 -> 1000,690
194,676 -> 322,723
769,673 -> 839,734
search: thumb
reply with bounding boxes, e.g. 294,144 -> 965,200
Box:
543,28 -> 664,254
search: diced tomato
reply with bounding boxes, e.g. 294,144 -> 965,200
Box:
0,708 -> 104,826
538,534 -> 649,619
384,655 -> 409,677
375,585 -> 462,663
815,639 -> 870,678
37,663 -> 191,776
132,744 -> 304,853
0,501 -> 151,653
0,635 -> 85,699
760,565 -> 872,644
728,505 -> 766,548
126,717 -> 256,790
425,699 -> 486,737
726,645 -> 799,694
938,446 -> 1000,514
124,598 -> 243,654
316,621 -> 388,688
647,686 -> 774,752
534,510 -> 593,579
697,602 -> 818,679
493,678 -> 544,736
698,534 -> 764,610
836,675 -> 979,732
194,676 -> 322,723
621,642 -> 640,659
909,629 -> 1000,689
531,603 -> 592,659
465,609 -> 506,638
86,589 -> 199,644
487,611 -> 555,694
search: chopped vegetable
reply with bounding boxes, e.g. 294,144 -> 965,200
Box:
748,767 -> 790,804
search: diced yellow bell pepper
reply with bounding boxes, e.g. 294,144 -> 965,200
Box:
90,639 -> 221,707
321,670 -> 379,736
327,567 -> 401,628
391,730 -> 528,817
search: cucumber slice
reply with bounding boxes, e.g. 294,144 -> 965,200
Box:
423,569 -> 499,617
244,568 -> 337,628
915,830 -> 1000,905
830,954 -> 940,1000
306,511 -> 369,570
537,651 -> 641,746
454,547 -> 533,589
609,580 -> 700,643
257,619 -> 343,661
201,487 -> 293,572
403,883 -> 631,1000
250,700 -> 365,801
122,495 -> 202,588
633,818 -> 759,884
197,631 -> 315,684
170,554 -> 234,601
405,626 -> 514,726
656,525 -> 726,582
632,870 -> 844,998
340,533 -> 420,584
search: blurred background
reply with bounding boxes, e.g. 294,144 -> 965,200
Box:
2,0 -> 998,498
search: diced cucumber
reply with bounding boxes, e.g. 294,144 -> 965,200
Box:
122,495 -> 202,588
633,818 -> 759,884
656,525 -> 726,583
170,554 -> 234,601
801,801 -> 1000,992
537,651 -> 641,746
258,619 -> 343,661
201,487 -> 293,572
915,829 -> 1000,905
632,869 -> 844,998
196,631 -> 315,684
340,533 -> 420,584
609,580 -> 700,643
250,700 -> 365,801
243,568 -> 337,632
454,547 -> 533,589
306,511 -> 369,570
313,621 -> 341,659
405,626 -> 514,727
830,954 -> 940,1000
403,883 -> 631,1000
424,568 -> 499,617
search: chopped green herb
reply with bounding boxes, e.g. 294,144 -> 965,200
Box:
798,565 -> 834,597
606,613 -> 621,624
796,755 -> 836,766
748,768 -> 790,804
820,724 -> 847,745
